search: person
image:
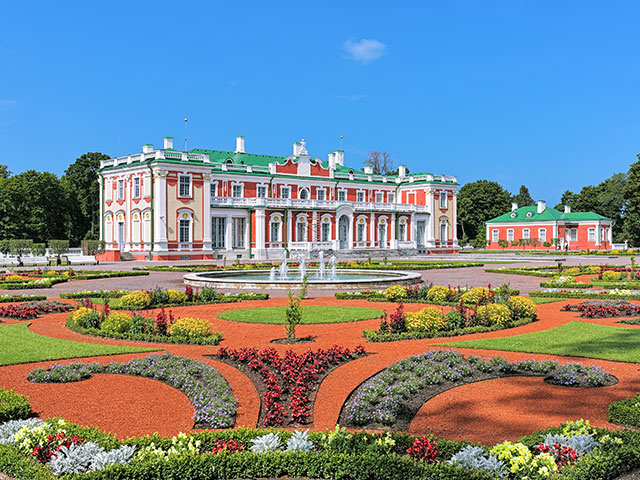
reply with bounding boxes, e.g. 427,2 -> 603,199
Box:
565,242 -> 569,252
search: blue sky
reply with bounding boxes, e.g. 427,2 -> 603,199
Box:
2,1 -> 640,205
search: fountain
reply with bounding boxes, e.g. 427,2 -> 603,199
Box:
184,253 -> 421,290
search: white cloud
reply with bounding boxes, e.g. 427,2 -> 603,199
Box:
342,38 -> 386,65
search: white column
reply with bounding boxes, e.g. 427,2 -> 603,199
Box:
370,212 -> 375,247
426,190 -> 435,247
452,192 -> 459,247
98,177 -> 103,244
596,221 -> 601,247
225,214 -> 233,251
348,215 -> 354,250
154,174 -> 168,251
390,213 -> 397,249
255,209 -> 266,258
410,212 -> 417,248
244,212 -> 250,253
312,211 -> 318,244
286,210 -> 293,249
202,176 -> 212,251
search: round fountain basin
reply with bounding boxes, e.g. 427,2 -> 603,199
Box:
183,268 -> 422,290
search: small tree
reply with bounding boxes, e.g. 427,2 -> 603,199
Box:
48,240 -> 69,265
363,151 -> 395,175
82,239 -> 105,256
0,240 -> 9,255
32,243 -> 46,256
285,276 -> 308,340
9,239 -> 33,265
497,239 -> 508,249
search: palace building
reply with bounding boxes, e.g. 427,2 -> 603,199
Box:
485,201 -> 613,251
98,136 -> 459,261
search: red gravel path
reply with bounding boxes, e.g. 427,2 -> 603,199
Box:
2,297 -> 640,443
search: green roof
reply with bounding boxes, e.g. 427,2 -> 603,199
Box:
486,205 -> 611,223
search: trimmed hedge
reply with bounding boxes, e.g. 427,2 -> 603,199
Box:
60,290 -> 129,300
0,388 -> 31,422
112,292 -> 269,311
539,281 -> 592,289
609,393 -> 640,427
485,267 -> 557,277
363,316 -> 536,342
529,290 -> 640,300
0,294 -> 46,303
0,278 -> 66,289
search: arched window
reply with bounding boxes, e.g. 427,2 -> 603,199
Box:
299,188 -> 309,200
439,218 -> 448,242
296,216 -> 308,242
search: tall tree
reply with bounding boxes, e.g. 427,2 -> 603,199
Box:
0,165 -> 11,179
623,157 -> 640,246
363,151 -> 394,174
62,152 -> 109,242
511,185 -> 535,206
457,180 -> 512,247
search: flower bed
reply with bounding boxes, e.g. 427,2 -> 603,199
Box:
341,350 -> 615,431
0,294 -> 46,303
485,265 -> 604,278
0,270 -> 149,290
60,290 -> 129,300
28,353 -> 236,428
210,345 -> 366,427
0,418 -> 637,479
363,296 -> 537,342
0,301 -> 73,320
66,304 -> 223,345
560,300 -> 640,318
530,290 -> 640,300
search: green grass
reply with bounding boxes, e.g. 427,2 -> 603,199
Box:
438,321 -> 640,363
0,323 -> 157,366
88,297 -> 123,308
218,306 -> 384,324
530,297 -> 564,304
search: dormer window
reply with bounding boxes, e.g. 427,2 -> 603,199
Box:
526,212 -> 533,218
225,158 -> 233,165
510,212 -> 517,218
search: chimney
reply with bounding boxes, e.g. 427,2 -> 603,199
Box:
163,137 -> 173,149
511,202 -> 518,211
335,150 -> 344,166
142,144 -> 153,154
398,165 -> 407,178
328,152 -> 336,170
235,136 -> 245,154
564,205 -> 571,214
537,200 -> 546,214
363,166 -> 373,174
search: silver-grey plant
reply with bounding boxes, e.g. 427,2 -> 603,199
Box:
0,418 -> 43,445
542,433 -> 600,456
48,442 -> 136,475
286,430 -> 314,453
449,445 -> 507,479
250,432 -> 282,454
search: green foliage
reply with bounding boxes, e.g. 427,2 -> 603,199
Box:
0,388 -> 32,422
457,180 -> 512,247
48,239 -> 69,256
609,393 -> 640,427
82,239 -> 105,255
511,185 -> 536,206
8,239 -> 33,256
285,277 -> 308,339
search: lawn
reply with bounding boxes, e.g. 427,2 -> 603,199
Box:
88,297 -> 123,308
530,298 -> 564,304
438,321 -> 640,363
0,323 -> 157,366
218,305 -> 383,324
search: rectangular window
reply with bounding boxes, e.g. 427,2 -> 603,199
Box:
178,175 -> 191,198
440,193 -> 447,209
588,228 -> 596,242
281,187 -> 290,199
601,228 -> 606,241
212,217 -> 225,248
507,229 -> 514,242
210,182 -> 218,198
232,184 -> 242,198
270,222 -> 279,242
133,177 -> 140,198
338,190 -> 346,202
257,186 -> 267,198
321,222 -> 330,242
356,191 -> 365,202
296,222 -> 307,241
417,221 -> 425,247
117,180 -> 124,200
389,192 -> 395,203
232,218 -> 246,248
569,229 -> 578,242
357,223 -> 365,242
399,223 -> 406,241
179,219 -> 190,243
539,228 -> 546,242
523,228 -> 530,240
375,192 -> 383,203
317,189 -> 325,201
492,229 -> 499,242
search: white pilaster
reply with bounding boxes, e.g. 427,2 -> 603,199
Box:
286,210 -> 292,251
312,211 -> 318,243
390,213 -> 397,249
202,176 -> 212,251
225,215 -> 233,251
370,212 -> 375,247
154,173 -> 168,251
99,177 -> 103,244
255,209 -> 266,258
452,192 -> 459,247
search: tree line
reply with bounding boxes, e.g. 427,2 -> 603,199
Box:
458,155 -> 640,248
0,152 -> 107,246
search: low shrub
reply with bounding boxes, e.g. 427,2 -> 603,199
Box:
406,307 -> 446,332
168,317 -> 212,339
0,388 -> 31,423
508,296 -> 537,319
460,287 -> 491,304
101,312 -> 131,334
119,290 -> 151,309
476,304 -> 511,327
609,393 -> 640,427
426,285 -> 451,303
384,285 -> 407,301
166,289 -> 188,304
602,270 -> 622,281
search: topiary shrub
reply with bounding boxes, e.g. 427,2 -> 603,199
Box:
119,290 -> 151,309
406,307 -> 446,332
508,296 -> 537,319
0,388 -> 32,422
564,267 -> 581,276
476,304 -> 511,327
460,287 -> 491,305
168,317 -> 212,339
101,312 -> 131,334
384,285 -> 407,301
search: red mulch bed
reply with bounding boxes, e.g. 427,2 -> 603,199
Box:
1,298 -> 640,444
